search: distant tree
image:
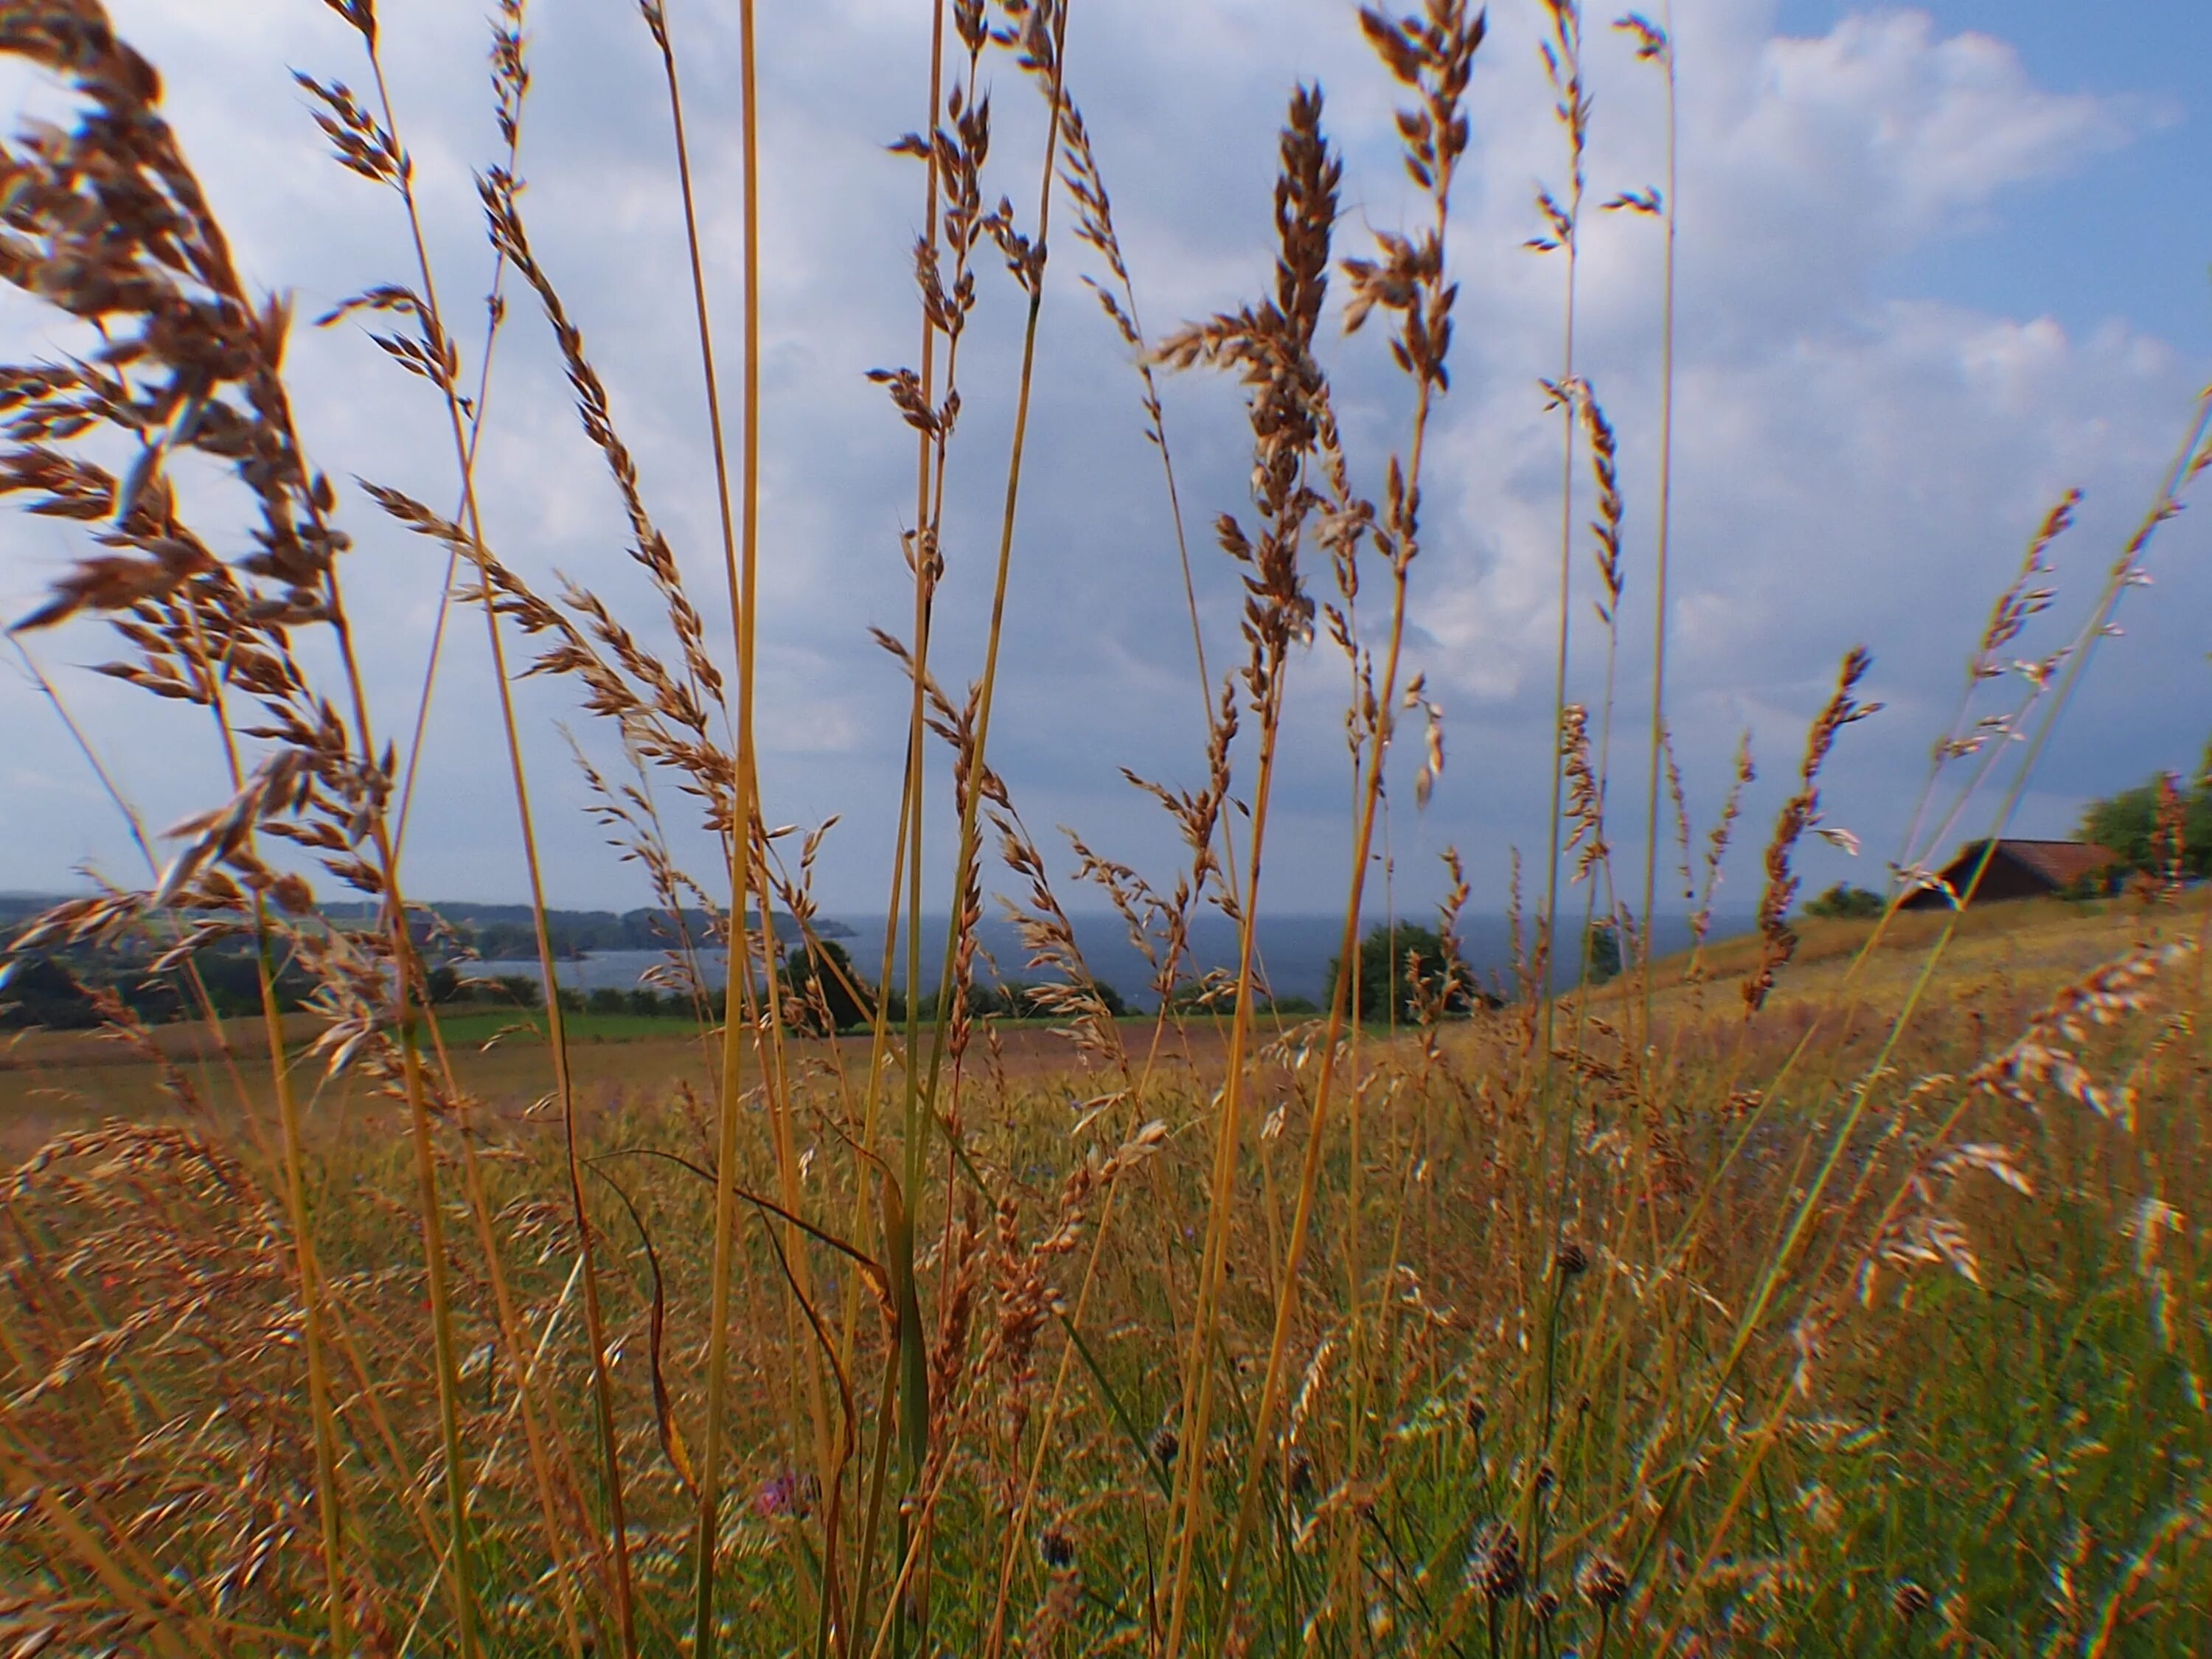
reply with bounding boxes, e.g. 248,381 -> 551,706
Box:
490,973 -> 541,1007
587,987 -> 626,1016
2079,773 -> 2212,883
1327,922 -> 1477,1023
1582,921 -> 1624,985
783,939 -> 874,1033
425,964 -> 464,1004
626,987 -> 666,1017
1803,883 -> 1886,920
0,953 -> 98,1029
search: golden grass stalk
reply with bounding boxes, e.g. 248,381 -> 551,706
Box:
894,12 -> 1077,1645
1618,5 -> 1677,1047
1145,56 -> 1363,1646
647,0 -> 795,1645
1211,0 -> 1485,1620
324,10 -> 599,1649
1534,0 -> 1590,1057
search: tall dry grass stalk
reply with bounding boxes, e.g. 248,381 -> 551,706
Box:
1615,6 -> 1677,1047
1531,0 -> 1590,1057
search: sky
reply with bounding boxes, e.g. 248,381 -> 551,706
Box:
1,0 -> 2208,924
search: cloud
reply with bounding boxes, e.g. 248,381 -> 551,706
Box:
0,0 -> 2202,919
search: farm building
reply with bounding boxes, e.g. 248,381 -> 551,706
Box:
1901,838 -> 2119,908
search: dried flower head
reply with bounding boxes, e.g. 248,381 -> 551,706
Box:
1474,1521 -> 1523,1601
1150,1425 -> 1180,1471
1577,1553 -> 1629,1609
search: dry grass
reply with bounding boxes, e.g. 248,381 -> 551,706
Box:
4,1 -> 2212,1655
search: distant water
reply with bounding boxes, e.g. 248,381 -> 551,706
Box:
469,909 -> 1748,1009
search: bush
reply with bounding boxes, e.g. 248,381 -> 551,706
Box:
1326,922 -> 1478,1023
783,939 -> 874,1034
1803,883 -> 1886,920
1583,921 -> 1624,984
2078,773 -> 2212,881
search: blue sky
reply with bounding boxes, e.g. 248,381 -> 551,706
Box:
1,0 -> 2208,921
1781,0 -> 2211,361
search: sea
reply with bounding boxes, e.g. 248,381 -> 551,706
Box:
468,909 -> 1748,1009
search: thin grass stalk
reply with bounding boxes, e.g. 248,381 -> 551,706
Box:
1208,10 -> 1481,1634
194,562 -> 473,1655
220,272 -> 493,1653
1536,0 -> 1588,1063
347,27 -> 599,1650
1214,411 -> 1426,1659
1058,98 -> 1244,914
1892,488 -> 2076,886
1148,73 -> 1348,1652
904,13 -> 1077,1644
843,5 -> 948,1630
389,7 -> 526,863
855,0 -> 943,1262
855,14 -> 996,1641
915,2 -> 1074,1179
172,592 -> 353,1655
1632,4 -> 1677,1048
251,936 -> 345,1657
642,3 -> 828,1565
885,7 -> 993,1253
680,0 -> 786,1643
1158,692 -> 1287,1656
1568,390 -> 1627,1071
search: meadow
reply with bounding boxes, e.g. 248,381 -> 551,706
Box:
3,0 -> 2211,1655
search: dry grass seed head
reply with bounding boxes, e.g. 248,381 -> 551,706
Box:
1742,648 -> 1877,1017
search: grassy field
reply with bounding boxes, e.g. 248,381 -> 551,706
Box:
7,889 -> 2197,1136
0,1005 -> 1245,1153
7,895 -> 2208,1653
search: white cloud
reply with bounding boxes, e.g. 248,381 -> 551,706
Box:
0,0 -> 2202,916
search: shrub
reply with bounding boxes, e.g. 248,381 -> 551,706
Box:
1326,922 -> 1478,1023
1803,883 -> 1886,920
1582,920 -> 1624,984
782,939 -> 874,1034
2078,772 -> 2212,880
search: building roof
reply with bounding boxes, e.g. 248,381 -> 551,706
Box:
1947,838 -> 2119,888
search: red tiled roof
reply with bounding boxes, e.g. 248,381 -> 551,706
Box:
1950,839 -> 2119,888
